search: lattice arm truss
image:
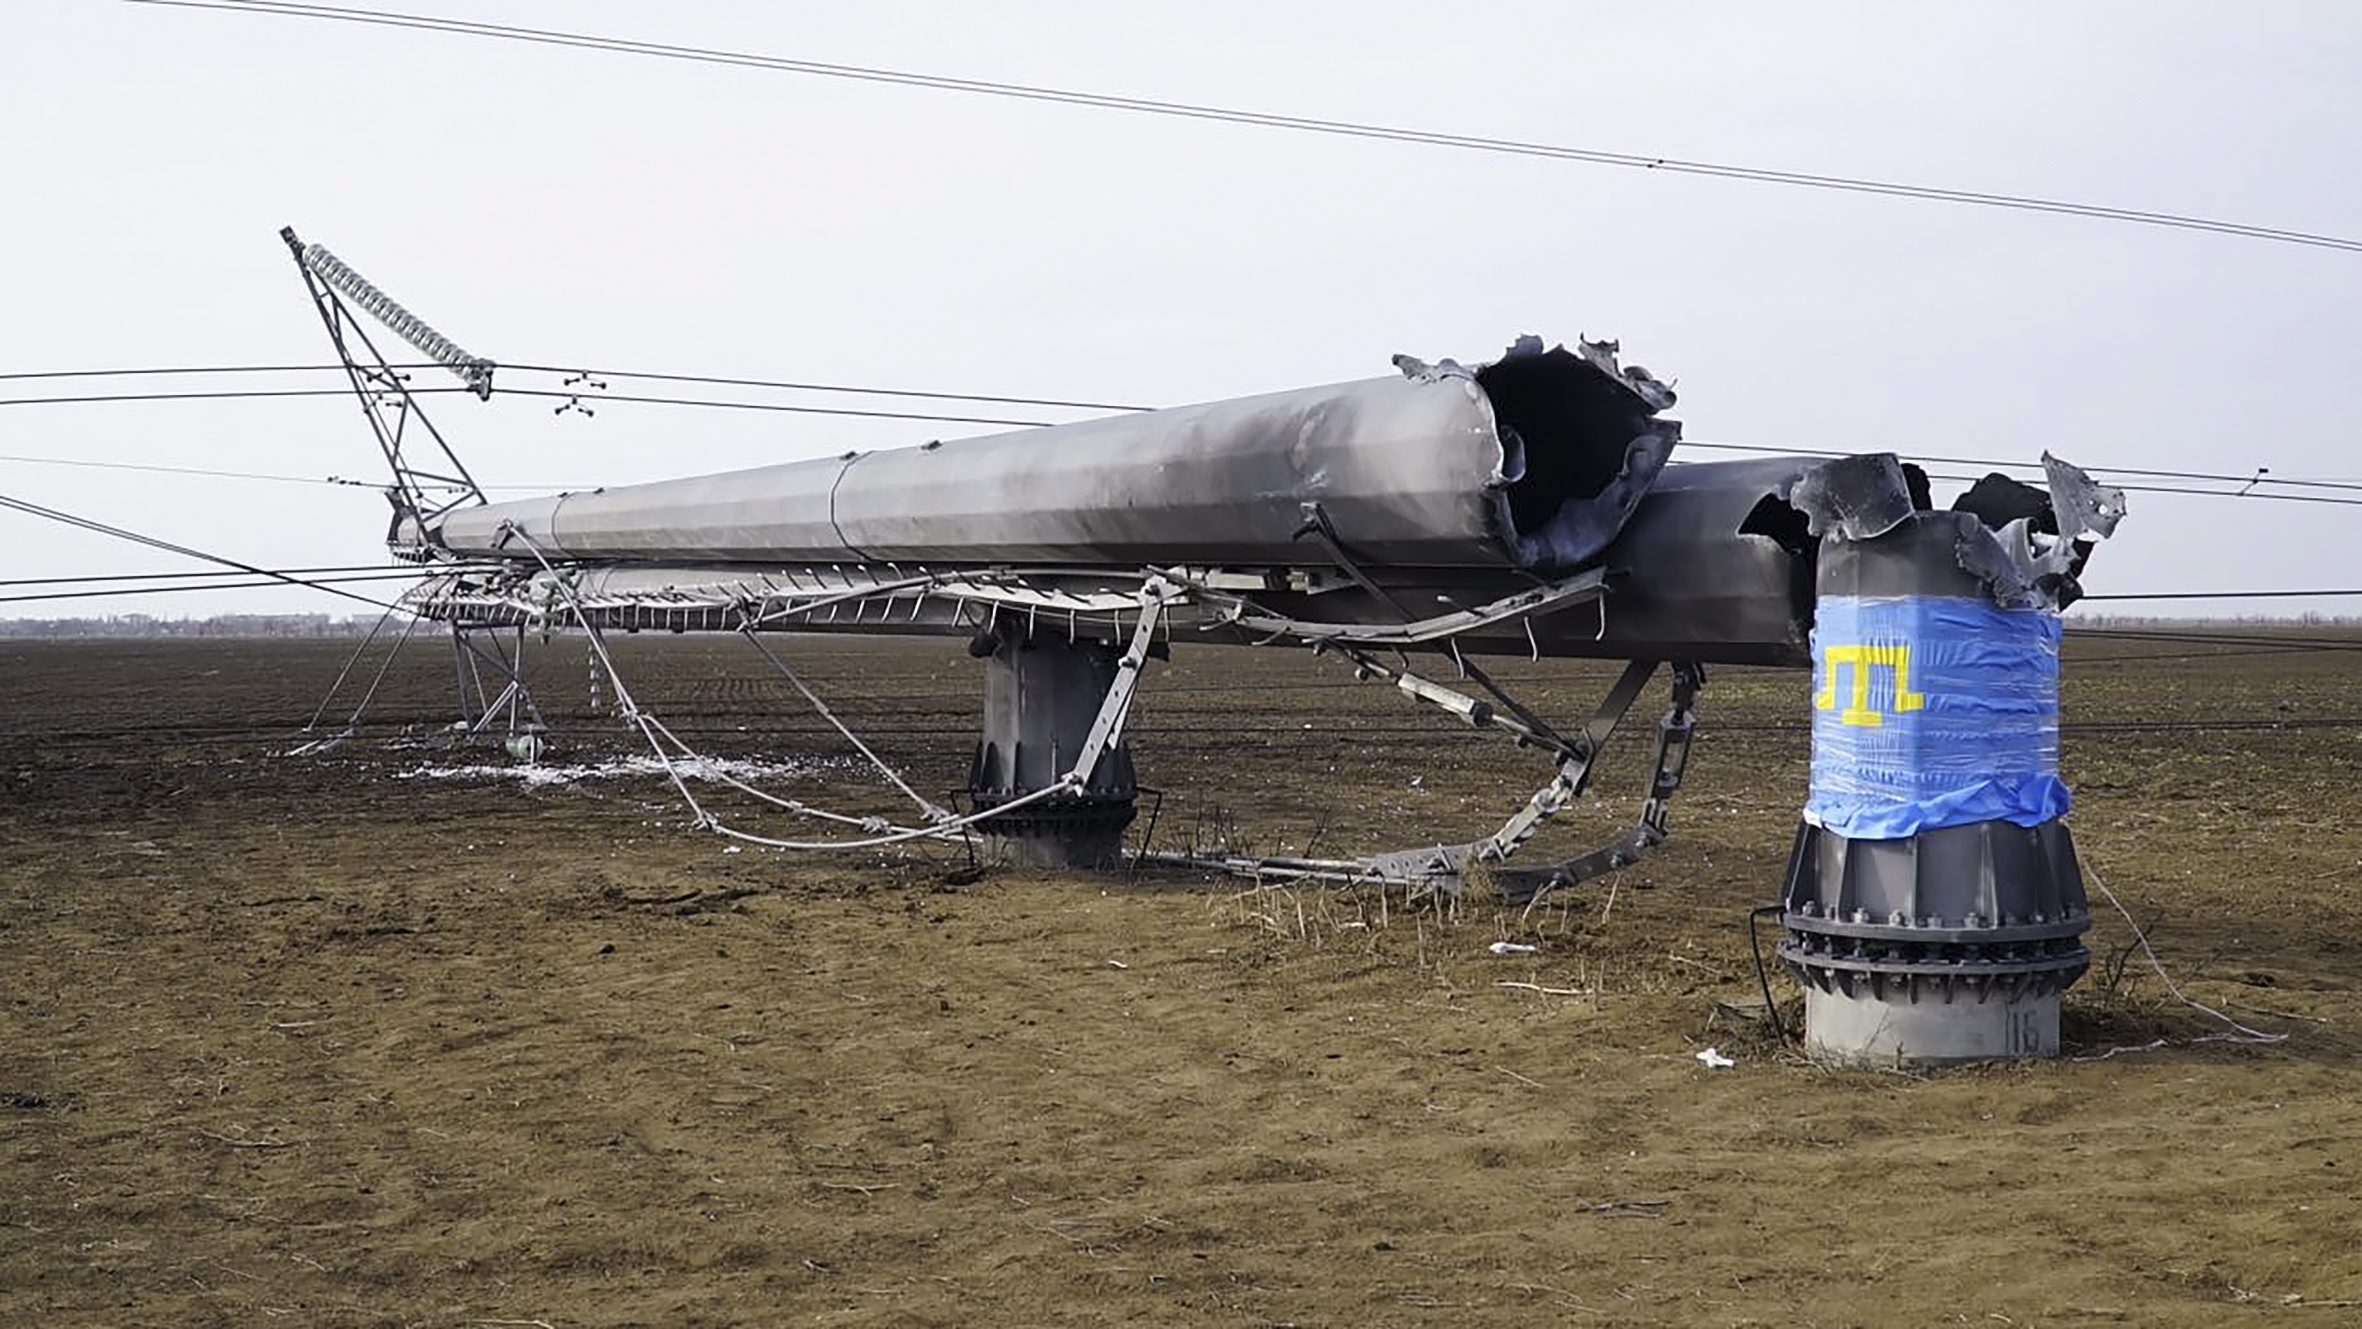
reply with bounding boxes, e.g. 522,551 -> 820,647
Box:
281,226 -> 492,548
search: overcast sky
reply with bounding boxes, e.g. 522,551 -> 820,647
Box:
4,0 -> 2358,620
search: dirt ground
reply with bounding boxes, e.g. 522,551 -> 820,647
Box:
2,629 -> 2358,1327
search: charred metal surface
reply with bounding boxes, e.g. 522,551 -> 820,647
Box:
1948,461 -> 2126,609
1951,471 -> 2060,531
1467,336 -> 1678,570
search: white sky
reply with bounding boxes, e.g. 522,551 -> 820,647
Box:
4,0 -> 2359,619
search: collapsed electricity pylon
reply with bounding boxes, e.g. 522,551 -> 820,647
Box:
281,225 -> 2127,1066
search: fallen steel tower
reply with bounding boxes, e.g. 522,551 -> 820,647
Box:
284,227 -> 2125,1065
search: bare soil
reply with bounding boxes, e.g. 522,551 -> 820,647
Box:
2,631 -> 2358,1327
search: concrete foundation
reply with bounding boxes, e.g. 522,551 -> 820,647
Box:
1803,986 -> 2060,1066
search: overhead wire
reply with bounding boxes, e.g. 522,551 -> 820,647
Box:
0,562 -> 417,587
2065,626 -> 2362,653
0,571 -> 427,605
0,362 -> 432,380
19,5 -> 2354,634
2078,588 -> 2362,601
0,451 -> 395,488
0,383 -> 1061,428
7,363 -> 2361,504
0,452 -> 568,492
0,360 -> 1143,415
1678,440 -> 2362,504
0,490 -> 411,612
7,360 -> 2359,497
0,386 -> 467,407
123,0 -> 2362,254
492,386 -> 1052,427
501,362 -> 1147,414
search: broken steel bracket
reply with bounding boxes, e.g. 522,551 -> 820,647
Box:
1148,650 -> 1706,901
1492,661 -> 1703,905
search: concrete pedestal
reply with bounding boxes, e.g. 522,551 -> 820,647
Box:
1802,986 -> 2059,1066
1780,817 -> 2090,1066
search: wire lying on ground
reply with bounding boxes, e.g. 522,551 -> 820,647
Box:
501,523 -> 1171,851
2073,856 -> 2290,1061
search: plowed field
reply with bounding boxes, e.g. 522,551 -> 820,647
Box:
3,631 -> 2358,1327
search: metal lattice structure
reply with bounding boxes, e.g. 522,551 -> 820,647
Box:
280,227 -> 492,548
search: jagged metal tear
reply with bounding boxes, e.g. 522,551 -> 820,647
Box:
1783,452 -> 1920,543
1785,451 -> 2126,609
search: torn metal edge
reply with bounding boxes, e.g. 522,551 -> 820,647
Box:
1391,333 -> 1676,414
2040,452 -> 2128,542
1787,452 -> 2126,611
1783,452 -> 1918,543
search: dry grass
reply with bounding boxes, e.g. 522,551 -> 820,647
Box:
1,632 -> 2357,1326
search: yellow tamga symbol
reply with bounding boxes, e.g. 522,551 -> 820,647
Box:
1815,644 -> 1928,728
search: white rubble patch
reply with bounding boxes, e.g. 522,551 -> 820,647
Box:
394,754 -> 823,788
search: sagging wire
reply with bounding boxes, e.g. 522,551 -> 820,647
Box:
1745,904 -> 1792,1043
2075,855 -> 2288,1058
0,490 -> 409,612
0,570 -> 426,604
502,522 -> 1163,851
13,362 -> 2362,508
132,0 -> 2362,254
736,626 -> 952,823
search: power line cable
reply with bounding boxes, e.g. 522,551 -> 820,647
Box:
123,0 -> 2362,255
0,360 -> 1142,414
503,363 -> 1147,414
0,384 -> 1059,428
0,571 -> 427,605
0,452 -> 566,492
0,491 -> 409,612
2078,588 -> 2362,601
0,362 -> 433,380
494,386 -> 1052,427
2067,626 -> 2362,653
10,362 -> 2362,502
22,361 -> 2362,493
0,386 -> 469,408
2071,643 -> 2355,666
1681,439 -> 2362,497
0,563 -> 416,588
0,451 -> 394,488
